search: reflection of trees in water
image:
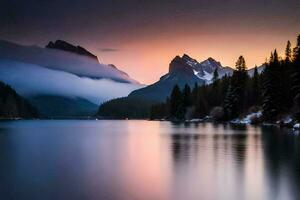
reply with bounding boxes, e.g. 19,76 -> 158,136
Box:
261,126 -> 300,198
216,132 -> 249,199
168,124 -> 300,199
169,124 -> 251,166
171,134 -> 200,163
169,124 -> 264,199
231,134 -> 248,164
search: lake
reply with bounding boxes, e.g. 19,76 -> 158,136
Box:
0,120 -> 299,200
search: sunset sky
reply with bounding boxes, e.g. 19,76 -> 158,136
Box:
1,0 -> 300,84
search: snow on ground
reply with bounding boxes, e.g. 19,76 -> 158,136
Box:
276,116 -> 293,126
293,123 -> 300,129
230,111 -> 262,125
283,116 -> 293,124
185,119 -> 203,123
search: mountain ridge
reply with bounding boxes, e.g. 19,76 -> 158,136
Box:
46,40 -> 98,61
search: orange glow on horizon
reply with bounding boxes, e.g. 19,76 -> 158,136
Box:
90,30 -> 299,84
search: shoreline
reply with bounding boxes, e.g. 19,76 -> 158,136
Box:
0,117 -> 298,130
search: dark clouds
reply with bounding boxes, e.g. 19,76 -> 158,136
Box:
1,0 -> 300,84
1,0 -> 300,45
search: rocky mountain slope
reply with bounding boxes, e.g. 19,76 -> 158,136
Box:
46,40 -> 99,61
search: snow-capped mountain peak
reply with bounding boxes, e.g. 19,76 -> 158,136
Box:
170,54 -> 233,84
128,54 -> 264,102
182,54 -> 199,68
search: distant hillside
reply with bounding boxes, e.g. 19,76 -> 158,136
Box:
0,81 -> 38,119
29,95 -> 98,118
97,97 -> 155,119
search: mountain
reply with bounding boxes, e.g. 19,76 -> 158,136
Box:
0,81 -> 37,119
129,54 -> 233,101
97,54 -> 265,119
0,40 -> 142,118
46,40 -> 98,61
181,54 -> 233,83
97,54 -> 233,118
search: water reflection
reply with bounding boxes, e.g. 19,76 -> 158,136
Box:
168,123 -> 300,200
261,127 -> 300,199
165,124 -> 279,200
0,121 -> 299,200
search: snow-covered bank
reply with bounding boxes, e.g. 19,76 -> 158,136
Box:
230,111 -> 262,125
185,119 -> 204,123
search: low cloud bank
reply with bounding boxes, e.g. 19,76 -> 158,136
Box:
0,60 -> 142,105
0,40 -> 138,84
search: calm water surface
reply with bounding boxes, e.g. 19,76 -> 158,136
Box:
0,120 -> 299,200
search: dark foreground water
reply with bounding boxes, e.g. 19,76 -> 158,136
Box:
0,120 -> 299,200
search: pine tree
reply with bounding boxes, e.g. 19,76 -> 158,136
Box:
292,35 -> 300,121
182,84 -> 192,119
170,85 -> 184,119
195,84 -> 209,118
293,35 -> 300,62
285,40 -> 292,63
223,56 -> 248,119
209,68 -> 221,106
150,102 -> 168,120
235,55 -> 247,71
221,74 -> 230,101
252,66 -> 261,105
212,68 -> 219,82
183,84 -> 192,109
191,83 -> 198,106
281,41 -> 293,109
223,84 -> 236,119
262,50 -> 281,122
